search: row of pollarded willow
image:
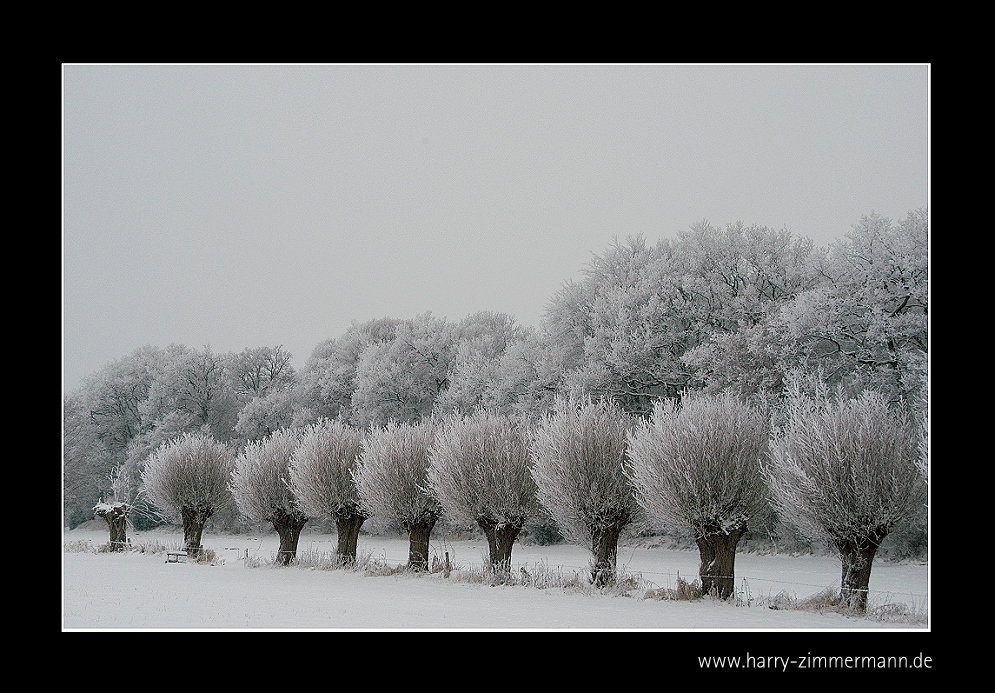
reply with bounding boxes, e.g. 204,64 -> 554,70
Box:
627,386 -> 926,611
134,387 -> 926,613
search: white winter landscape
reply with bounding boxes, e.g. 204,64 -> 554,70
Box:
63,524 -> 928,632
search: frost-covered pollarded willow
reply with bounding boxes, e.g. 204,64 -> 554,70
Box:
230,428 -> 308,565
141,431 -> 236,556
627,392 -> 770,599
353,419 -> 441,571
288,419 -> 367,564
428,409 -> 538,573
530,397 -> 640,587
765,383 -> 927,613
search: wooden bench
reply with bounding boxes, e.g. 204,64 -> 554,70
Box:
165,551 -> 188,563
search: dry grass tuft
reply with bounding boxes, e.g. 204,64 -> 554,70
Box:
644,575 -> 704,601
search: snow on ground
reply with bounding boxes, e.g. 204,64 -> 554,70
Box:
63,526 -> 928,631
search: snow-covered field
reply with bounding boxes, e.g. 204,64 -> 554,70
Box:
63,525 -> 928,631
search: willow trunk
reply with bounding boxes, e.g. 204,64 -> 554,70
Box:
405,517 -> 438,571
180,506 -> 211,557
833,530 -> 887,613
590,525 -> 624,587
477,517 -> 525,573
334,511 -> 368,565
272,510 -> 309,566
695,526 -> 746,599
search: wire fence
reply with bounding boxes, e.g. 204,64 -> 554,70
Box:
281,535 -> 929,603
69,531 -> 928,605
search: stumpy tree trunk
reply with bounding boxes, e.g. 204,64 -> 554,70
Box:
477,517 -> 525,574
696,525 -> 747,599
405,516 -> 438,571
334,509 -> 368,565
590,524 -> 625,587
106,512 -> 128,551
272,509 -> 309,566
95,504 -> 129,551
180,506 -> 212,557
833,530 -> 888,613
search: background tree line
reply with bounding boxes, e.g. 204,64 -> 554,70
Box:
64,210 -> 928,564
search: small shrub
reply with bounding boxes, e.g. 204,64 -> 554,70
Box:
364,562 -> 407,577
765,590 -> 801,611
193,548 -> 219,565
792,587 -> 851,614
645,575 -> 703,601
867,597 -> 928,625
132,539 -> 170,555
243,553 -> 266,568
64,539 -> 95,554
603,570 -> 645,597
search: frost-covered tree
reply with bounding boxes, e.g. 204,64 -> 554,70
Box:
297,318 -> 404,425
693,210 -> 929,407
64,392 -> 115,525
765,383 -> 927,612
141,347 -> 242,443
428,410 -> 538,573
231,428 -> 308,565
544,226 -> 822,416
226,345 -> 296,400
433,311 -> 529,417
63,346 -> 167,521
353,420 -> 440,571
351,313 -> 455,428
530,398 -> 639,586
812,209 -> 928,407
141,432 -> 236,556
477,328 -> 565,420
288,419 -> 367,564
235,389 -> 300,442
627,392 -> 770,598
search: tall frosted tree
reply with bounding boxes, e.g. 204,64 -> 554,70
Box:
288,419 -> 367,564
226,345 -> 296,400
428,409 -> 538,573
230,428 -> 308,565
235,388 -> 300,442
478,328 -> 565,420
63,346 -> 167,521
765,383 -> 926,612
351,313 -> 455,428
354,420 -> 441,571
688,210 -> 928,407
530,398 -> 639,586
296,318 -> 404,425
627,392 -> 770,598
544,226 -> 822,416
433,311 -> 529,417
141,432 -> 236,556
64,392 -> 115,526
141,346 -> 242,443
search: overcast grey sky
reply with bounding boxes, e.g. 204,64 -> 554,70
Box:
62,64 -> 929,394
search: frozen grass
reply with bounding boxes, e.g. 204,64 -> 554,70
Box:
64,528 -> 928,629
66,536 -> 222,565
201,540 -> 927,624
